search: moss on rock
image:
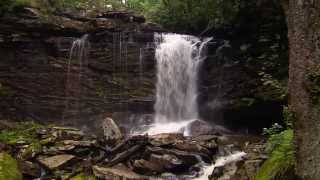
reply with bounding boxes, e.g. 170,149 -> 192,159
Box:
70,173 -> 96,180
0,122 -> 42,145
0,152 -> 22,180
21,142 -> 42,159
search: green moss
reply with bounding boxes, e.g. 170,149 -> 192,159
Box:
233,97 -> 256,108
0,122 -> 42,145
70,173 -> 96,180
257,72 -> 287,101
0,83 -> 15,97
0,152 -> 22,180
21,142 -> 42,159
254,130 -> 295,180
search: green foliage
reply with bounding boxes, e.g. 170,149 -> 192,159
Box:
0,0 -> 241,33
0,152 -> 22,180
0,121 -> 42,145
0,0 -> 127,16
258,72 -> 287,101
262,106 -> 294,136
55,0 -> 125,12
21,142 -> 42,159
0,0 -> 29,16
70,173 -> 96,180
255,130 -> 295,180
262,123 -> 283,137
257,105 -> 296,179
128,0 -> 240,33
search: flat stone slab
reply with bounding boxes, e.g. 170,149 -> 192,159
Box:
93,165 -> 147,180
37,154 -> 75,169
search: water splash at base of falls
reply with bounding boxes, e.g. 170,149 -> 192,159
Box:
143,119 -> 197,136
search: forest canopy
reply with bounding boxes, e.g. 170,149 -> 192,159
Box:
0,0 -> 241,33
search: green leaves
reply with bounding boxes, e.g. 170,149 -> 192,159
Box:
0,122 -> 43,145
255,130 -> 295,180
128,0 -> 240,33
258,71 -> 287,101
0,153 -> 22,180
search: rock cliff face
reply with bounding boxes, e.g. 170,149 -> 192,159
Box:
0,8 -> 160,130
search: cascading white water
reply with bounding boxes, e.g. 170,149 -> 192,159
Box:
144,33 -> 212,135
194,151 -> 247,180
63,34 -> 89,121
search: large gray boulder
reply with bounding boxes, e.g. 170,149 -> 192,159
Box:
102,117 -> 123,142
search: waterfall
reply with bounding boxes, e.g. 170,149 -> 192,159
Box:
63,34 -> 90,121
154,34 -> 211,122
144,33 -> 212,135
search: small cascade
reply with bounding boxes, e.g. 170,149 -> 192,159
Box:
143,33 -> 212,135
194,151 -> 246,180
63,34 -> 90,122
139,47 -> 143,82
110,32 -> 132,114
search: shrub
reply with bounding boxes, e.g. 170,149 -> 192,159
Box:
255,130 -> 295,180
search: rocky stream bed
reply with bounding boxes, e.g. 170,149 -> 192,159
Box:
0,119 -> 267,180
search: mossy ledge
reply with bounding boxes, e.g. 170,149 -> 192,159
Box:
0,152 -> 22,180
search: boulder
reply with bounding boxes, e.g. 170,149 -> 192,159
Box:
111,135 -> 148,154
60,140 -> 96,147
192,134 -> 219,142
93,165 -> 147,180
109,145 -> 142,166
37,154 -> 76,170
244,159 -> 264,178
150,133 -> 185,146
186,120 -> 215,136
0,142 -> 12,152
133,153 -> 183,175
210,166 -> 224,179
102,118 -> 123,142
18,160 -> 41,178
51,127 -> 84,141
56,144 -> 76,151
55,140 -> 97,152
146,147 -> 200,168
150,154 -> 182,169
133,159 -> 165,174
173,141 -> 211,156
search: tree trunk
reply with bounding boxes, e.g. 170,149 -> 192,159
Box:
284,0 -> 320,179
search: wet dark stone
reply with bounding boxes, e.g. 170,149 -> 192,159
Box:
210,166 -> 224,179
